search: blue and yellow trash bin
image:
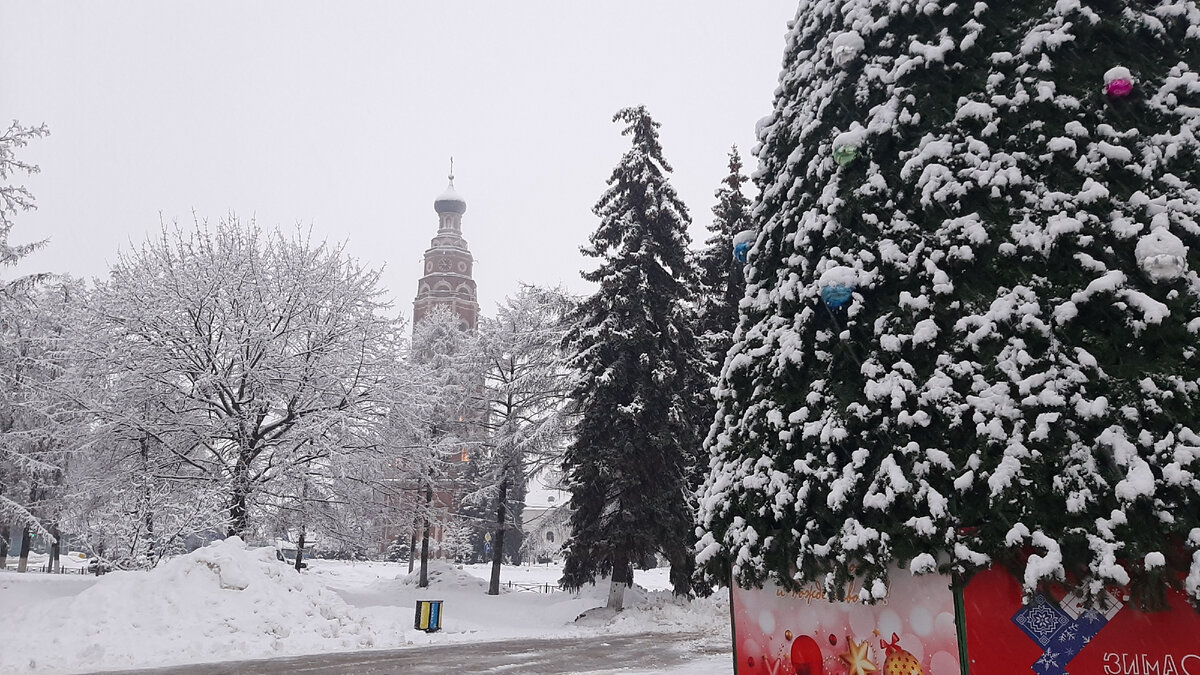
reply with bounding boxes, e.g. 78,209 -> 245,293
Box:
414,600 -> 443,633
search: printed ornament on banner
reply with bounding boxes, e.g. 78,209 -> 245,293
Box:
731,571 -> 961,675
1013,589 -> 1122,675
880,633 -> 926,675
790,633 -> 823,674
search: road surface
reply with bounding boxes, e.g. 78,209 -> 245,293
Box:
91,631 -> 732,674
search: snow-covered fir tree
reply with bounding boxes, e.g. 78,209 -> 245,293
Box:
692,146 -> 753,489
697,0 -> 1200,608
561,106 -> 706,607
696,146 -> 753,371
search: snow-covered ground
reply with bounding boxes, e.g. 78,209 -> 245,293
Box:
0,538 -> 731,674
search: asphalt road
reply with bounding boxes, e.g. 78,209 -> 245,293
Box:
91,631 -> 732,675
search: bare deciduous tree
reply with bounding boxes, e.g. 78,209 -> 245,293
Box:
87,217 -> 400,538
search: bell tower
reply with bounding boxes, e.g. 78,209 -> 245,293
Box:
413,167 -> 479,329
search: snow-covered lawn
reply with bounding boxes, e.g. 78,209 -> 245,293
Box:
0,539 -> 731,674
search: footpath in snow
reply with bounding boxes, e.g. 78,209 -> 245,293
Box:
0,538 -> 731,674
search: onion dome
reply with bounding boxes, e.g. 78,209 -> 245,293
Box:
434,174 -> 467,215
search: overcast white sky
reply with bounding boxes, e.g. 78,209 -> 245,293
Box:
2,2 -> 796,317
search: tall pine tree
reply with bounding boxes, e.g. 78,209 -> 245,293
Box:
693,147 -> 753,488
698,0 -> 1200,608
561,106 -> 704,607
696,146 -> 753,369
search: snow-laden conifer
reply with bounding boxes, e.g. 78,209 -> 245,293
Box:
693,147 -> 753,490
562,107 -> 705,606
697,0 -> 1200,608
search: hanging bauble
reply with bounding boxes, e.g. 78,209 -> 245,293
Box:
833,145 -> 860,166
831,31 -> 865,67
832,127 -> 865,167
818,265 -> 858,309
1135,228 -> 1188,282
1104,66 -> 1134,98
821,284 -> 854,308
732,229 -> 756,264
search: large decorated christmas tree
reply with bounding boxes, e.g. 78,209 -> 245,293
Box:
697,0 -> 1200,608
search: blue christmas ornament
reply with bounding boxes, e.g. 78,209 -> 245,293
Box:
732,229 -> 756,264
818,264 -> 858,309
821,284 -> 854,309
733,241 -> 752,264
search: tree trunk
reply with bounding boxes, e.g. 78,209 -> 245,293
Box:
141,436 -> 157,565
16,524 -> 32,573
293,478 -> 309,572
145,507 -> 156,566
49,522 -> 61,573
419,484 -> 432,588
606,548 -> 631,611
228,484 -> 249,537
607,578 -> 629,611
0,523 -> 9,570
228,452 -> 252,537
294,529 -> 306,572
487,477 -> 508,596
95,542 -> 106,576
408,529 -> 417,573
18,482 -> 36,572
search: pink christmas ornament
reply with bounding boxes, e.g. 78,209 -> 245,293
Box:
1104,66 -> 1134,98
1106,78 -> 1133,97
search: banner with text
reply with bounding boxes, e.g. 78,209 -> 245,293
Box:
962,567 -> 1200,675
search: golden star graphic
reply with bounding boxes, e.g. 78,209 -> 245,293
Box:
839,636 -> 879,675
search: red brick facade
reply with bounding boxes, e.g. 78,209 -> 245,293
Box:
413,177 -> 479,330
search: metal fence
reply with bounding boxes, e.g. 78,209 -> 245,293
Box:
505,581 -> 559,594
0,562 -> 96,575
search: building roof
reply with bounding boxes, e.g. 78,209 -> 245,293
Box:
434,177 -> 467,215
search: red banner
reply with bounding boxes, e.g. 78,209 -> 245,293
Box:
962,567 -> 1200,675
730,567 -> 1200,674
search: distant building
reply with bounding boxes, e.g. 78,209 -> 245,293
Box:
382,171 -> 482,560
521,469 -> 571,563
413,172 -> 479,329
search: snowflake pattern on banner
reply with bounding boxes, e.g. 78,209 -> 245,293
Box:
1012,591 -> 1125,675
1014,596 -> 1071,646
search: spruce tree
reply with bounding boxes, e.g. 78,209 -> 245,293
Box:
697,0 -> 1200,608
561,106 -> 704,606
696,146 -> 753,368
693,147 -> 753,486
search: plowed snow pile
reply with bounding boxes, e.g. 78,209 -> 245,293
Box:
0,540 -> 730,674
1,537 -> 407,673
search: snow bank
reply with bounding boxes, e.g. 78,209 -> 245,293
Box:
0,537 -> 406,674
0,548 -> 729,674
